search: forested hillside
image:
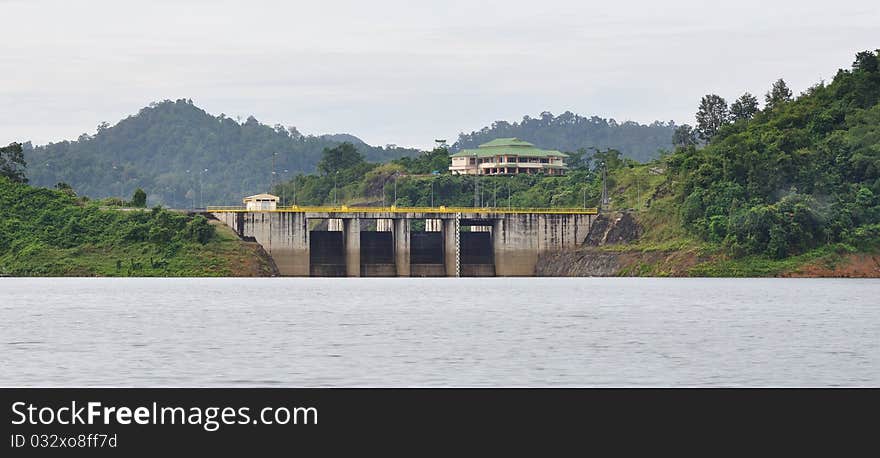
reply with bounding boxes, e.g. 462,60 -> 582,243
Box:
454,112 -> 676,162
668,50 -> 880,260
22,99 -> 419,208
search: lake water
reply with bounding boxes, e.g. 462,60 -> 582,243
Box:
1,278 -> 877,387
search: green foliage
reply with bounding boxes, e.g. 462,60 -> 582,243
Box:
22,99 -> 419,208
669,51 -> 880,259
185,215 -> 215,244
696,94 -> 729,140
273,140 -> 615,209
672,125 -> 698,148
730,92 -> 759,122
764,78 -> 793,111
852,50 -> 878,73
317,142 -> 365,176
131,188 -> 147,207
0,177 -> 220,276
0,142 -> 28,184
454,111 -> 675,163
391,147 -> 452,174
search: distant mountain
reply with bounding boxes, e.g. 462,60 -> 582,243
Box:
22,99 -> 419,207
453,111 -> 676,162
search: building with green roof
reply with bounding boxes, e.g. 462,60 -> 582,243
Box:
449,138 -> 568,176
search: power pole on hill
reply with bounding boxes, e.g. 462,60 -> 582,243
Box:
600,161 -> 609,211
271,152 -> 277,193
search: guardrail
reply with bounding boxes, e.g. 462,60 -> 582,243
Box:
206,205 -> 599,215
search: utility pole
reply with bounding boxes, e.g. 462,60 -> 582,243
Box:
600,161 -> 608,211
199,168 -> 208,209
333,171 -> 338,205
271,152 -> 277,192
281,169 -> 288,205
430,179 -> 434,207
185,169 -> 193,210
473,154 -> 479,207
507,182 -> 511,209
637,174 -> 641,211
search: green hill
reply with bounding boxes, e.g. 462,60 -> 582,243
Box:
0,176 -> 274,276
574,50 -> 880,277
453,112 -> 676,163
21,99 -> 419,208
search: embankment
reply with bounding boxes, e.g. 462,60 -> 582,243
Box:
536,212 -> 880,277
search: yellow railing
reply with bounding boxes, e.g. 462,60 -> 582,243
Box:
206,205 -> 599,215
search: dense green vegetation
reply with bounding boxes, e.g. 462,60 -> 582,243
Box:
21,99 -> 419,208
0,176 -> 269,276
19,100 -> 678,210
274,142 -> 629,209
454,112 -> 676,163
0,142 -> 28,184
668,50 -> 880,259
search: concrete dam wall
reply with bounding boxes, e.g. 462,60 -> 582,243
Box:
211,210 -> 594,277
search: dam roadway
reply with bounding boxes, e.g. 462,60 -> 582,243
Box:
209,206 -> 598,277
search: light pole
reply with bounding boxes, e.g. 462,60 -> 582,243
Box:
333,171 -> 338,205
430,178 -> 435,207
281,169 -> 288,205
600,161 -> 608,211
199,168 -> 208,209
393,172 -> 398,206
112,165 -> 121,200
271,152 -> 277,192
507,182 -> 511,210
473,153 -> 479,207
185,169 -> 194,210
583,186 -> 588,209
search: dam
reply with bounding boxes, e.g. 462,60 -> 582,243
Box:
209,206 -> 597,277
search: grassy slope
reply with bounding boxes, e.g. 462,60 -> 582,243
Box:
598,162 -> 876,277
0,219 -> 274,277
0,179 -> 274,277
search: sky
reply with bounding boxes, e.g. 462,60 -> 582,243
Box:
1,0 -> 878,149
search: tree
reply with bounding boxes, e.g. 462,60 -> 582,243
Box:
55,182 -> 77,197
695,94 -> 729,141
564,148 -> 592,170
317,142 -> 364,176
765,79 -> 793,110
730,92 -> 759,122
0,142 -> 27,183
131,188 -> 147,207
672,124 -> 698,148
852,50 -> 879,73
591,148 -> 624,171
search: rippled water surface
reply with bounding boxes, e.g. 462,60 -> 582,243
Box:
1,278 -> 877,386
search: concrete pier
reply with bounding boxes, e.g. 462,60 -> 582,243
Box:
393,218 -> 411,277
210,208 -> 595,277
442,218 -> 459,277
343,218 -> 360,277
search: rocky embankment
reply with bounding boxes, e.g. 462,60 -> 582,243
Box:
536,212 -> 643,276
536,212 -> 880,277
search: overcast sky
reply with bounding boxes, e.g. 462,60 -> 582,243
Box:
1,0 -> 877,149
